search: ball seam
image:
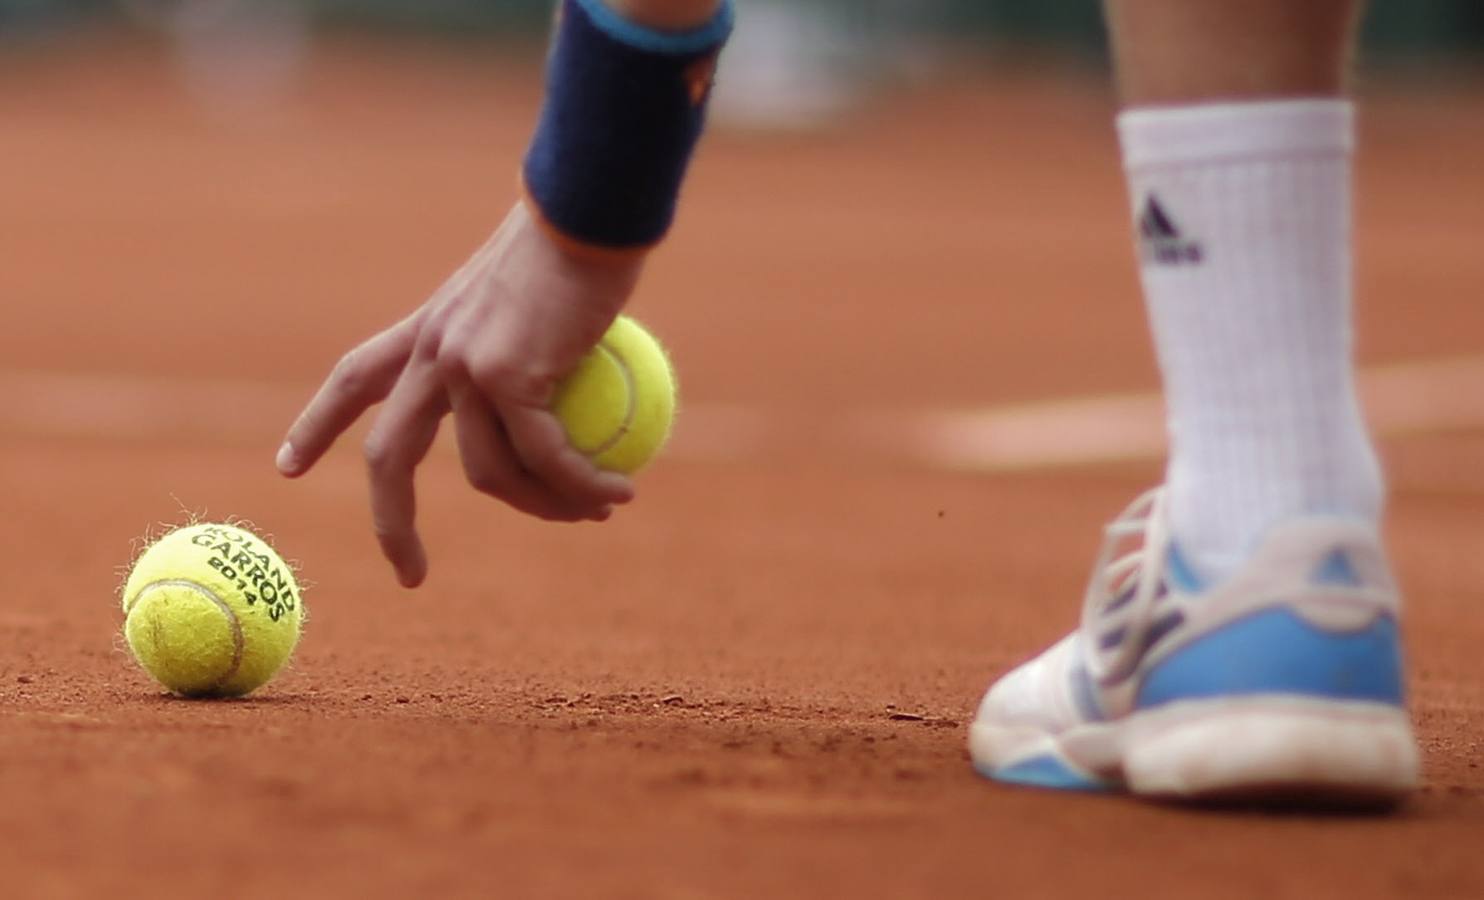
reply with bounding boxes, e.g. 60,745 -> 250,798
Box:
582,339 -> 638,458
129,579 -> 246,691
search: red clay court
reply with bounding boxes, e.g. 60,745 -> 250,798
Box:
3,36 -> 1484,898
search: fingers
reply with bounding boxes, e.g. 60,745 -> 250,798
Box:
278,315 -> 421,478
496,402 -> 635,511
363,354 -> 449,588
449,388 -> 609,523
439,319 -> 633,519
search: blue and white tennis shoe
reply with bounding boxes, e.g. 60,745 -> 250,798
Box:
970,488 -> 1418,803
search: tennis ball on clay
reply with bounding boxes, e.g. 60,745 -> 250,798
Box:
120,523 -> 304,698
552,315 -> 677,474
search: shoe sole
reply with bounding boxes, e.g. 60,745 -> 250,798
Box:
971,695 -> 1419,805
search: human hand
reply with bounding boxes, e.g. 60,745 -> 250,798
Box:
277,201 -> 642,587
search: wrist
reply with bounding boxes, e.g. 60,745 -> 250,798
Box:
521,0 -> 734,254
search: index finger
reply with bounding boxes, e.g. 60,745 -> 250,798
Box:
277,314 -> 421,477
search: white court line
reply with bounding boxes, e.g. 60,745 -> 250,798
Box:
0,370 -> 772,464
0,371 -> 299,441
907,356 -> 1484,471
3,357 -> 1484,472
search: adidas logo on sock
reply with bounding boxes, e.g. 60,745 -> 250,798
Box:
1138,194 -> 1204,266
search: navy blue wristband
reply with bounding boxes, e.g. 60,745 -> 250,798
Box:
523,0 -> 733,253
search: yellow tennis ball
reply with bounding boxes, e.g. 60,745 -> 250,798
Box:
120,523 -> 304,698
552,315 -> 677,474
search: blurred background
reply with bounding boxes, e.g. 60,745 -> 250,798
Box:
8,1 -> 1484,54
3,1 -> 1483,131
2,0 -> 1481,428
2,0 -> 1483,468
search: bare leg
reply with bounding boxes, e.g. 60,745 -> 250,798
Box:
1104,0 -> 1362,102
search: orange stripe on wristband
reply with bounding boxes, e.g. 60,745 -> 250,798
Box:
518,177 -> 657,265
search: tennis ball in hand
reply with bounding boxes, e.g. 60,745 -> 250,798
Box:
552,315 -> 677,474
121,523 -> 304,698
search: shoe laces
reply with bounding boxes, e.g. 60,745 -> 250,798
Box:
1079,487 -> 1172,686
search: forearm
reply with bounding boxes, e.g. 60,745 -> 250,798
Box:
607,0 -> 722,30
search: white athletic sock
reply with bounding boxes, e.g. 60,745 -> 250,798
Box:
1117,99 -> 1382,580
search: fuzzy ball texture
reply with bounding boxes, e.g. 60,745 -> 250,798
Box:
552,315 -> 676,473
121,523 -> 304,698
